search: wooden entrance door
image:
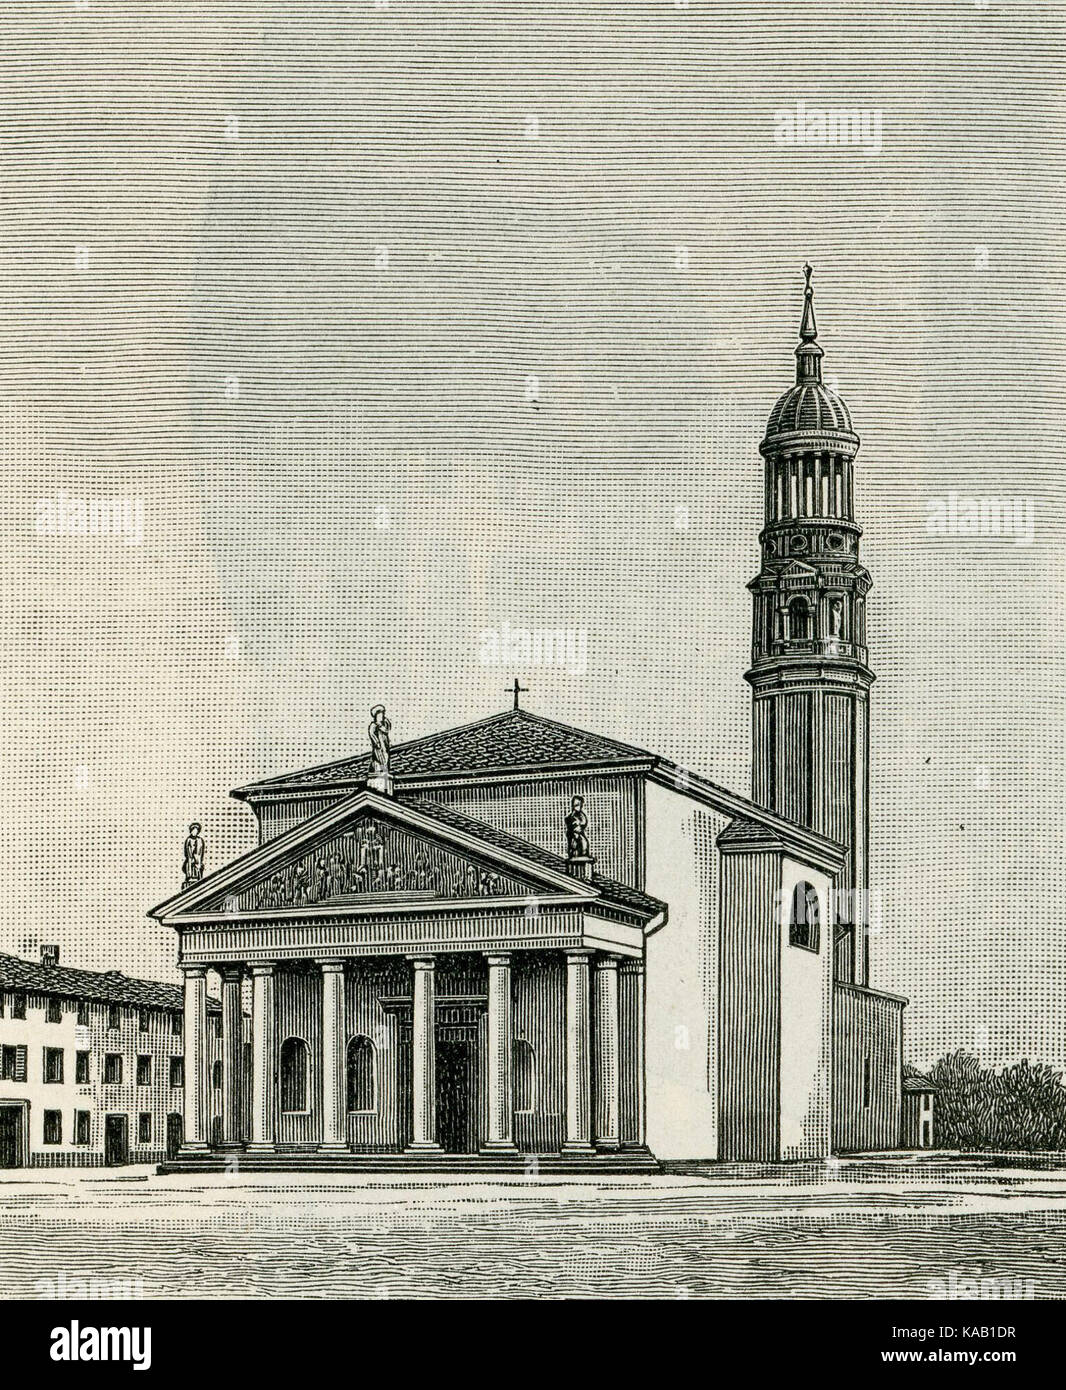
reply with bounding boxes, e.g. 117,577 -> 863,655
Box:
104,1113 -> 129,1166
166,1112 -> 183,1159
0,1106 -> 23,1167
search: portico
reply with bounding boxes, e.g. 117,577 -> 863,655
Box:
155,788 -> 662,1170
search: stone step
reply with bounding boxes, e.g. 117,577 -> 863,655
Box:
158,1148 -> 661,1177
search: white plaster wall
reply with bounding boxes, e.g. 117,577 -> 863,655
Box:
643,779 -> 723,1160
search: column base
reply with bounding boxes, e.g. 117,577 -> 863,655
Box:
218,1141 -> 245,1153
317,1142 -> 350,1155
595,1138 -> 622,1152
245,1142 -> 276,1155
479,1140 -> 518,1154
179,1141 -> 210,1155
561,1140 -> 596,1155
404,1141 -> 443,1154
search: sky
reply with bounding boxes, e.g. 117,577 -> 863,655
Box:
0,0 -> 1063,1070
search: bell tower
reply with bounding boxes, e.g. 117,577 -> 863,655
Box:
746,266 -> 874,984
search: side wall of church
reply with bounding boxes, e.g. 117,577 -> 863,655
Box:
778,855 -> 834,1160
643,780 -> 722,1161
832,982 -> 903,1152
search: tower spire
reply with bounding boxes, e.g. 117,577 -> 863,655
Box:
795,262 -> 823,384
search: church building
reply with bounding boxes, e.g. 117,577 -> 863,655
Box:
153,271 -> 906,1170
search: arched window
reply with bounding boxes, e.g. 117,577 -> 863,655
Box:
513,1039 -> 536,1113
788,596 -> 811,641
789,881 -> 821,952
346,1035 -> 376,1113
212,1060 -> 223,1091
279,1036 -> 309,1113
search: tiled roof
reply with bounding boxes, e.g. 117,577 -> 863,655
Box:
0,952 -> 209,1012
234,709 -> 655,796
406,798 -> 666,920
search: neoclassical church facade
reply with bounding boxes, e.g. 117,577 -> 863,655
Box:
153,271 -> 906,1170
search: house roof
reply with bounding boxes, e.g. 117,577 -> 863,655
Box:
0,952 -> 207,1013
903,1074 -> 939,1093
232,709 -> 655,797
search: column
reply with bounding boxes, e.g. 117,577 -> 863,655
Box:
247,963 -> 276,1153
181,965 -> 209,1151
563,949 -> 594,1153
406,957 -> 440,1152
482,953 -> 516,1152
593,954 -> 620,1150
618,959 -> 646,1149
319,960 -> 348,1152
220,966 -> 244,1148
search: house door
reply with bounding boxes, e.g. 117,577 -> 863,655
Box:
166,1112 -> 183,1159
0,1106 -> 24,1167
104,1114 -> 129,1166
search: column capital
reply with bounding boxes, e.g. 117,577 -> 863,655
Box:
316,958 -> 346,974
181,964 -> 208,979
249,961 -> 276,977
407,955 -> 437,971
594,953 -> 621,972
219,965 -> 243,983
565,948 -> 595,963
619,957 -> 645,975
484,952 -> 512,967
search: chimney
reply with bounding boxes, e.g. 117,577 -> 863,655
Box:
40,944 -> 60,966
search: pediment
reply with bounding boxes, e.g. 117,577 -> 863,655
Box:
206,814 -> 531,912
152,792 -> 586,922
778,559 -> 818,581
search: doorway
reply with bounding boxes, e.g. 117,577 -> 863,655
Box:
166,1112 -> 183,1159
436,1025 -> 480,1154
0,1104 -> 25,1167
104,1113 -> 129,1166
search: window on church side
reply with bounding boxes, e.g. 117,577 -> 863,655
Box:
513,1039 -> 536,1113
789,881 -> 820,952
346,1036 -> 375,1113
280,1036 -> 310,1113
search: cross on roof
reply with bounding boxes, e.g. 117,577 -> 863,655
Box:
506,677 -> 529,711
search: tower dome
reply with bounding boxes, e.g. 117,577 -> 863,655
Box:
761,264 -> 858,453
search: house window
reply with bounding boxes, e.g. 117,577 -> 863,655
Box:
513,1040 -> 537,1112
212,1060 -> 223,1091
107,1004 -> 122,1030
172,1013 -> 183,1038
103,1053 -> 122,1085
789,881 -> 821,952
43,1048 -> 64,1084
346,1036 -> 375,1113
76,1001 -> 90,1026
169,1056 -> 184,1089
138,1113 -> 152,1145
139,1008 -> 150,1033
136,1056 -> 151,1087
74,1110 -> 90,1145
43,1110 -> 62,1145
75,1051 -> 90,1084
46,996 -> 62,1024
12,992 -> 26,1020
280,1037 -> 309,1113
1,1046 -> 26,1082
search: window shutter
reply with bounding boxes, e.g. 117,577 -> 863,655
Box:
14,1046 -> 27,1082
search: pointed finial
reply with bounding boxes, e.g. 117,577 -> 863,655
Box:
795,262 -> 823,382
